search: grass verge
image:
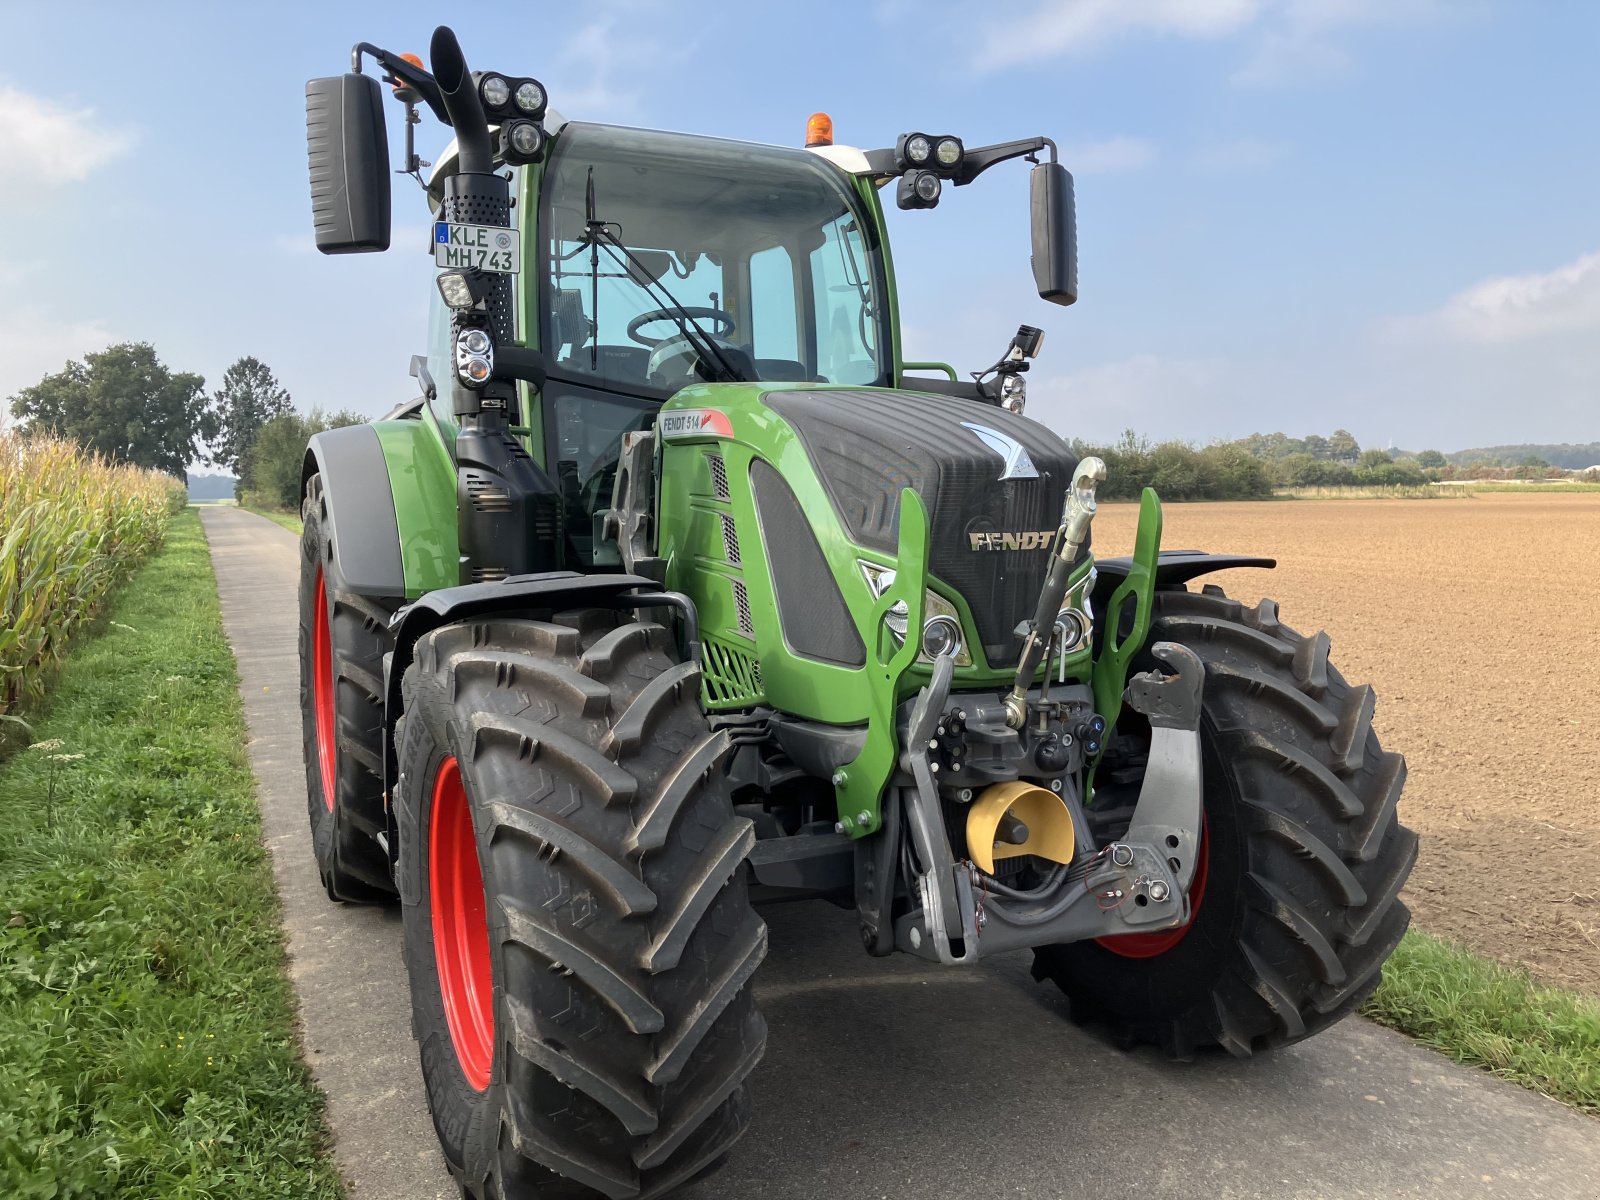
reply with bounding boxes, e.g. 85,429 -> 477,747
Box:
0,509 -> 342,1198
1363,928 -> 1600,1114
244,506 -> 303,536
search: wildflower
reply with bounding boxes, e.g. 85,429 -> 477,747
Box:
28,739 -> 64,752
165,675 -> 185,683
48,753 -> 85,763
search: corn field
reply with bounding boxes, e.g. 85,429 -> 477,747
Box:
1,430 -> 185,720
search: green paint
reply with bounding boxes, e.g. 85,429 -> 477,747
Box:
834,488 -> 928,837
515,162 -> 547,467
372,415 -> 459,598
1092,486 -> 1163,729
854,177 -> 903,384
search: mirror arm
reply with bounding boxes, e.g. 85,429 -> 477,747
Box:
953,136 -> 1056,186
351,42 -> 450,124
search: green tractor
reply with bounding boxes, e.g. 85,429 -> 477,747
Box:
299,26 -> 1416,1199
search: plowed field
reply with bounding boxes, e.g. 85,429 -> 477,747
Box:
1094,492 -> 1600,994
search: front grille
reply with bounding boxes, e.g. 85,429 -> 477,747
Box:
764,389 -> 1079,668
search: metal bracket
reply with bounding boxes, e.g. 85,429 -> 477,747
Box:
1120,642 -> 1204,892
893,652 -> 981,963
603,429 -> 665,583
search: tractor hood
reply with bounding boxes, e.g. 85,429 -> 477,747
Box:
761,388 -> 1080,669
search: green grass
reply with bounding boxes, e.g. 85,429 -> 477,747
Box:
244,506 -> 303,536
1363,929 -> 1600,1114
0,510 -> 342,1198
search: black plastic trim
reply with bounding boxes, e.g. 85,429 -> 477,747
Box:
1095,550 -> 1277,590
302,425 -> 404,596
749,458 -> 866,668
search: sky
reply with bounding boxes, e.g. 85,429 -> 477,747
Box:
2,0 -> 1597,456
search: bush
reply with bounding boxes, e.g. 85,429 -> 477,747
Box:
237,408 -> 366,510
1071,431 -> 1272,501
0,431 -> 179,723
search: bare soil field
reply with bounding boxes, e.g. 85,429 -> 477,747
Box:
1094,492 -> 1600,994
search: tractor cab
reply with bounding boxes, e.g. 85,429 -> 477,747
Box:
530,122 -> 892,565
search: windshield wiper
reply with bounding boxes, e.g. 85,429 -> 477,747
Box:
581,169 -> 745,384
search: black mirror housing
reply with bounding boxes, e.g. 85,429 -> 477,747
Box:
1029,162 -> 1076,306
306,74 -> 391,254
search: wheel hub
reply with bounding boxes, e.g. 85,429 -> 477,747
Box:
429,756 -> 495,1090
311,565 -> 336,811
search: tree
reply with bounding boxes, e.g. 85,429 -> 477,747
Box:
1301,434 -> 1331,460
1358,448 -> 1393,470
1328,429 -> 1360,463
8,343 -> 210,479
243,408 -> 367,510
211,357 -> 293,472
1415,449 -> 1446,469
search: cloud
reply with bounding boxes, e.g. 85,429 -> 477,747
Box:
1230,0 -> 1457,87
1394,251 -> 1600,344
1063,136 -> 1158,175
979,0 -> 1262,68
0,84 -> 136,196
546,3 -> 699,119
1189,137 -> 1284,171
979,0 -> 1459,84
0,304 -> 115,409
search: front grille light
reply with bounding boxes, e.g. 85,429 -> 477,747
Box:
859,561 -> 972,667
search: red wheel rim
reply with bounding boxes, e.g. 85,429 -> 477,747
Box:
311,564 -> 337,811
1096,820 -> 1211,959
429,756 -> 495,1091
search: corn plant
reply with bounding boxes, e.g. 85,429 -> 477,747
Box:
0,430 -> 184,720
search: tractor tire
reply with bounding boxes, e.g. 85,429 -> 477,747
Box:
1032,586 -> 1417,1058
298,472 -> 399,902
394,610 -> 767,1200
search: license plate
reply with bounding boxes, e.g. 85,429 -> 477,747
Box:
432,222 -> 520,273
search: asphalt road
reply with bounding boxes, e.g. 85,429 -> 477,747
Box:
201,505 -> 1600,1200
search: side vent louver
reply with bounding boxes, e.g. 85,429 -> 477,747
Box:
719,512 -> 741,565
707,452 -> 730,501
731,579 -> 753,636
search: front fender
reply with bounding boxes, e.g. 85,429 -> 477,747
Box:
302,425 -> 405,596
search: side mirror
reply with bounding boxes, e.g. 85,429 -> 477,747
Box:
1029,162 -> 1077,306
305,74 -> 391,254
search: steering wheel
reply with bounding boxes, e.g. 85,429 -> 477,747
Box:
626,307 -> 737,348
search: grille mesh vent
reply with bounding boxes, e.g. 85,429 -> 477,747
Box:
731,579 -> 753,636
719,512 -> 741,564
707,453 -> 730,501
701,637 -> 764,707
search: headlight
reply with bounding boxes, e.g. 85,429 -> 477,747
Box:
513,79 -> 546,115
935,136 -> 963,167
921,615 -> 963,660
454,326 -> 494,387
860,562 -> 972,666
914,172 -> 941,203
904,134 -> 932,164
500,119 -> 546,165
479,74 -> 511,111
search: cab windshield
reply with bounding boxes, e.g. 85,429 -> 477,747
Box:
540,122 -> 889,395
